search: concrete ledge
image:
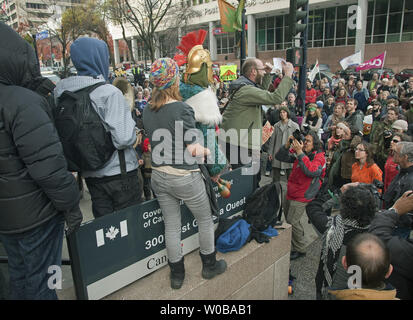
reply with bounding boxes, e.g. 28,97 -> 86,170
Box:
58,223 -> 291,300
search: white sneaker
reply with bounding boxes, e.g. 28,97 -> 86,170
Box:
265,171 -> 270,176
280,170 -> 286,176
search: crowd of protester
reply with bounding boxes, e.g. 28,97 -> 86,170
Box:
1,20 -> 412,300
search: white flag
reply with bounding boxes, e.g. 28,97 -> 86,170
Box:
340,51 -> 362,70
308,60 -> 319,82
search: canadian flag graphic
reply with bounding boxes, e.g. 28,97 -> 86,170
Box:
96,220 -> 128,247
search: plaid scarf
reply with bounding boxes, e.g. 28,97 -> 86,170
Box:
320,214 -> 369,299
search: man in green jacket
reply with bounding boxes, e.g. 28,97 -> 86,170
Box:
219,58 -> 294,183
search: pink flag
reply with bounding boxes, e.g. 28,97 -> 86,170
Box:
356,52 -> 385,71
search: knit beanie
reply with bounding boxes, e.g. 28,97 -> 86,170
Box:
149,58 -> 179,89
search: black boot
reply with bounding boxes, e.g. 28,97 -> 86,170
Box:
168,257 -> 185,289
200,251 -> 227,280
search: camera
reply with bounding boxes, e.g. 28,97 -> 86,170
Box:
290,129 -> 304,144
383,129 -> 393,137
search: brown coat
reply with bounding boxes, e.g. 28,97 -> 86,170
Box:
328,287 -> 398,300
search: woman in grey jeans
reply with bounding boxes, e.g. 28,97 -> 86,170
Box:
143,58 -> 226,289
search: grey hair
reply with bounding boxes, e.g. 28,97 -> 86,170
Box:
398,142 -> 413,162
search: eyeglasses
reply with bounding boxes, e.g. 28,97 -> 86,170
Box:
355,147 -> 366,152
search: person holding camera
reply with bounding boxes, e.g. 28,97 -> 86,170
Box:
275,130 -> 326,260
370,106 -> 400,171
301,103 -> 323,137
382,141 -> 413,239
369,190 -> 413,300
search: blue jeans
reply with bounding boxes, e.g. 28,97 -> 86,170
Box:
0,214 -> 65,300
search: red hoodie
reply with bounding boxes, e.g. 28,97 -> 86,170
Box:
273,145 -> 326,202
305,88 -> 317,104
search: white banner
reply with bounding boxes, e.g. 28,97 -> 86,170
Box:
340,51 -> 362,70
308,60 -> 319,82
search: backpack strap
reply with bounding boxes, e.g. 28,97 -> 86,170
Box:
220,83 -> 248,115
118,149 -> 127,179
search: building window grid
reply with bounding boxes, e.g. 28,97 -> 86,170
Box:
257,0 -> 413,53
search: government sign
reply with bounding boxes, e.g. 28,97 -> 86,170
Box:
67,167 -> 254,300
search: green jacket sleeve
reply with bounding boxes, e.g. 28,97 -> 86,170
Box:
233,76 -> 294,107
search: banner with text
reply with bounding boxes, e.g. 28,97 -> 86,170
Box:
356,52 -> 385,71
67,167 -> 254,300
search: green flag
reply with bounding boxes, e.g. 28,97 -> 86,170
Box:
217,0 -> 244,32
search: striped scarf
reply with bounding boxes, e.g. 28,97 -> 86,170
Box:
320,214 -> 369,299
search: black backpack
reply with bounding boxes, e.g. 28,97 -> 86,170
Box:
242,182 -> 283,231
54,82 -> 116,172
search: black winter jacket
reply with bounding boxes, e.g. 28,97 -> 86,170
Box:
0,22 -> 80,234
382,165 -> 413,229
369,210 -> 413,300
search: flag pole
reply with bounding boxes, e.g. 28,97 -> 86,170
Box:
380,51 -> 387,80
239,0 -> 246,70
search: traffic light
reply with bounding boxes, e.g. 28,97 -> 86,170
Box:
286,47 -> 303,67
288,0 -> 309,42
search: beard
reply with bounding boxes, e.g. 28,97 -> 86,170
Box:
255,73 -> 263,85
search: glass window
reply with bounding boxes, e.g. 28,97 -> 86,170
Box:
325,39 -> 334,47
375,0 -> 388,15
284,14 -> 289,27
314,9 -> 324,23
373,35 -> 385,43
267,17 -> 275,29
308,23 -> 313,41
348,28 -> 356,38
275,28 -> 283,43
276,16 -> 283,28
336,38 -> 346,46
267,29 -> 274,45
347,37 -> 355,45
404,12 -> 413,33
406,0 -> 413,11
258,19 -> 266,30
325,7 -> 335,22
366,16 -> 373,36
387,13 -> 401,34
314,40 -> 323,47
325,22 -> 335,40
368,0 -> 374,15
389,0 -> 403,13
314,23 -> 323,40
337,6 -> 348,20
374,15 -> 387,35
257,29 -> 266,51
336,21 -> 347,38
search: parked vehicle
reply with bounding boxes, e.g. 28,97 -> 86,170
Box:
41,73 -> 61,85
363,68 -> 394,81
339,66 -> 360,81
308,63 -> 331,72
125,69 -> 134,83
395,69 -> 413,83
